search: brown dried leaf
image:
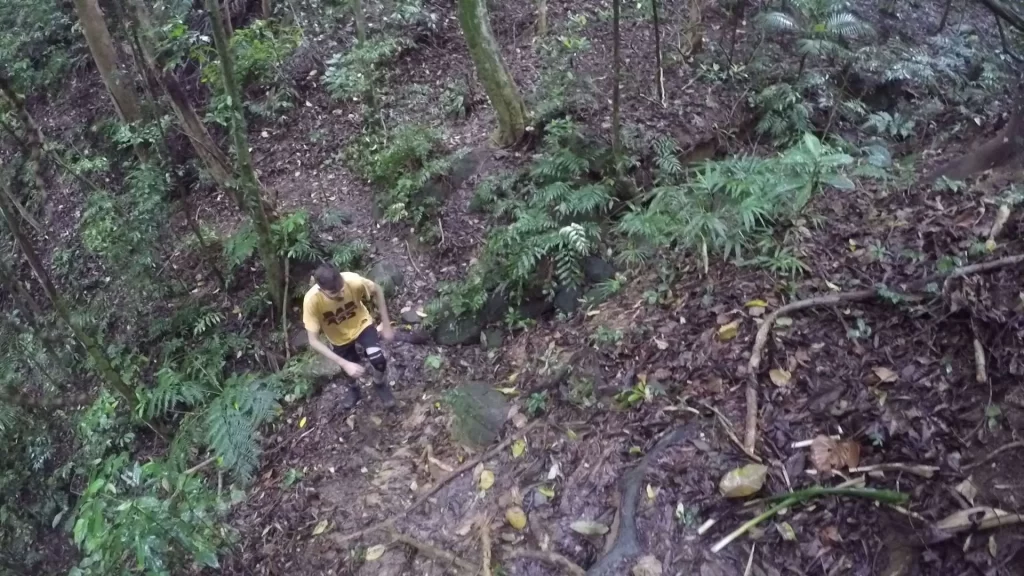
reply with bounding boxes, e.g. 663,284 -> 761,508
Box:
809,436 -> 861,472
955,477 -> 978,506
718,464 -> 768,498
872,366 -> 899,383
769,369 -> 792,387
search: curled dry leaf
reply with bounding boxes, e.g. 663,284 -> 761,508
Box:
365,544 -> 386,561
505,506 -> 527,530
570,520 -> 609,535
872,366 -> 899,384
809,436 -> 861,473
311,519 -> 329,536
718,463 -> 768,498
954,477 -> 978,506
776,522 -> 797,541
769,368 -> 792,387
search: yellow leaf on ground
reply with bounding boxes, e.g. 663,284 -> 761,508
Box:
312,519 -> 329,536
718,321 -> 740,341
365,545 -> 386,561
538,486 -> 555,498
298,417 -> 307,429
769,369 -> 792,387
872,366 -> 899,383
646,484 -> 658,501
506,506 -> 527,530
495,387 -> 519,396
512,439 -> 527,458
479,470 -> 495,491
745,299 -> 768,308
718,464 -> 768,498
569,520 -> 609,535
777,522 -> 797,541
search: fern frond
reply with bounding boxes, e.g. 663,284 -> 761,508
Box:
759,11 -> 799,33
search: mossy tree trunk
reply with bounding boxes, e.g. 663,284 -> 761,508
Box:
353,0 -> 367,43
457,0 -> 528,147
71,0 -> 149,162
611,0 -> 622,159
0,176 -> 138,410
206,0 -> 284,312
537,0 -> 548,36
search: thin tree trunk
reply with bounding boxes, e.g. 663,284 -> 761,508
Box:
652,0 -> 665,105
537,0 -> 548,36
71,0 -> 149,162
457,0 -> 528,147
222,0 -> 234,37
262,0 -> 272,19
125,0 -> 235,187
0,72 -> 47,203
206,0 -> 284,312
0,177 -> 138,409
612,0 -> 622,159
353,0 -> 367,43
728,0 -> 746,63
934,0 -> 954,33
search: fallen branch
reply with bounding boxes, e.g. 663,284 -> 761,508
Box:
711,487 -> 908,553
504,548 -> 586,576
847,463 -> 939,478
744,254 -> 1024,453
974,337 -> 987,384
963,440 -> 1024,471
335,420 -> 542,542
390,530 -> 478,573
585,424 -> 696,576
479,514 -> 492,576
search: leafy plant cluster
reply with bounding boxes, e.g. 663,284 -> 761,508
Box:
223,209 -> 368,272
324,35 -> 407,104
0,0 -> 79,92
345,124 -> 458,236
430,119 -> 612,320
618,133 -> 854,266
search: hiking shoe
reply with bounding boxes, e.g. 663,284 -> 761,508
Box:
339,385 -> 361,410
373,383 -> 397,409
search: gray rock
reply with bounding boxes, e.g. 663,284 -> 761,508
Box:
368,260 -> 405,297
434,315 -> 484,346
447,383 -> 508,448
400,310 -> 422,324
554,286 -> 581,315
583,256 -> 615,284
481,329 -> 504,349
632,555 -> 663,576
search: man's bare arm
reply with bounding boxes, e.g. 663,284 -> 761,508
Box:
306,330 -> 365,377
373,285 -> 394,340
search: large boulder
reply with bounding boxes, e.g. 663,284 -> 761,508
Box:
554,286 -> 581,315
446,383 -> 508,448
434,315 -> 485,346
368,260 -> 405,297
583,256 -> 615,284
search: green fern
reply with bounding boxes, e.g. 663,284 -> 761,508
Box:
205,375 -> 280,484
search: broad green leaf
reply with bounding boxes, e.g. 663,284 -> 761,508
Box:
511,438 -> 527,458
718,464 -> 768,498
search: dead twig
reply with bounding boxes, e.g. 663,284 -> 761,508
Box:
974,336 -> 987,384
744,254 -> 1024,454
847,463 -> 940,478
479,513 -> 492,576
389,530 -> 478,573
698,400 -> 762,463
504,548 -> 586,576
184,456 -> 217,476
963,441 -> 1024,471
335,420 -> 542,542
406,240 -> 422,276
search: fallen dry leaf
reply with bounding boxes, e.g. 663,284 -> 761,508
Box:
775,316 -> 793,327
298,417 -> 307,429
820,525 -> 842,544
718,463 -> 768,498
646,484 -> 658,501
570,520 -> 609,535
717,320 -> 740,341
872,366 -> 899,383
776,522 -> 797,541
769,368 -> 792,387
748,306 -> 765,317
505,506 -> 527,530
365,544 -> 386,561
745,299 -> 768,308
809,436 -> 861,472
955,477 -> 978,506
631,555 -> 663,576
479,470 -> 495,491
511,438 -> 527,458
311,519 -> 329,536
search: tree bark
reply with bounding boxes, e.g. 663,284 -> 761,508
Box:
353,0 -> 367,43
457,0 -> 528,147
537,0 -> 548,36
934,0 -> 954,34
71,0 -> 149,162
0,177 -> 138,409
652,0 -> 665,104
612,0 -> 622,158
0,71 -> 47,203
206,0 -> 284,312
124,0 -> 235,188
978,0 -> 1024,32
262,0 -> 272,19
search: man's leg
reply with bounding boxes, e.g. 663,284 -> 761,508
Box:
332,342 -> 363,409
355,326 -> 396,408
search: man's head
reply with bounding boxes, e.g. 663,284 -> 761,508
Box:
313,263 -> 344,300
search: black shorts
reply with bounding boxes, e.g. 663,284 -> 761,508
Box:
332,325 -> 381,363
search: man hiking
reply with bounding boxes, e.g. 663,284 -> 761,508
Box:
303,263 -> 397,409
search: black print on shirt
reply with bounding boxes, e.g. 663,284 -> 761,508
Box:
322,302 -> 357,325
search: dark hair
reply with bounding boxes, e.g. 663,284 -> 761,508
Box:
313,263 -> 342,292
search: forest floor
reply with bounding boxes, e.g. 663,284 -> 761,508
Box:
20,0 -> 1024,574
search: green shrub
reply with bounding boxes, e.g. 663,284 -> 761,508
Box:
324,36 -> 406,102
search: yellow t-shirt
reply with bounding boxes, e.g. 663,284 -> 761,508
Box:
302,272 -> 377,346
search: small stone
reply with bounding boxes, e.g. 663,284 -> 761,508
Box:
632,555 -> 663,576
400,310 -> 422,324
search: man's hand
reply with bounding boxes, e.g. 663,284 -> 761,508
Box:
339,359 -> 365,378
381,323 -> 395,342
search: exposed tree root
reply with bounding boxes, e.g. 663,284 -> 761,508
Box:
744,254 -> 1024,454
504,548 -> 586,576
389,530 -> 478,573
585,424 -> 696,576
334,420 -> 542,542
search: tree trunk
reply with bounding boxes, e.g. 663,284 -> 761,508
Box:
0,72 -> 47,203
934,0 -> 954,34
71,0 -> 149,162
652,0 -> 665,104
457,0 -> 528,147
262,0 -> 272,19
612,0 -> 622,159
206,0 -> 284,312
979,0 -> 1024,32
222,0 -> 234,37
353,0 -> 367,43
125,0 -> 235,188
537,0 -> 548,36
0,177 -> 138,409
